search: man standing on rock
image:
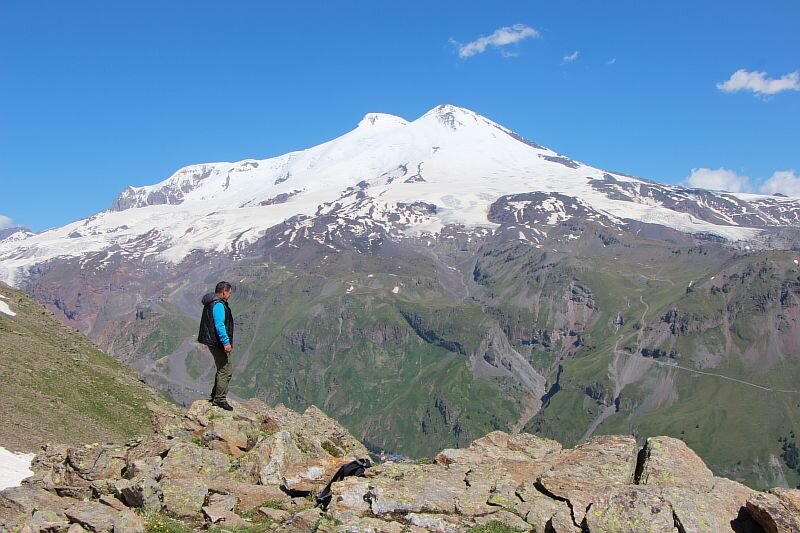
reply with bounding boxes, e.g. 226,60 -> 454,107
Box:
198,281 -> 235,411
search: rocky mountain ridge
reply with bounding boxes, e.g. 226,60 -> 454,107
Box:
2,398 -> 799,532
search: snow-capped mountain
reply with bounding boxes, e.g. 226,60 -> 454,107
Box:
1,104 -> 798,285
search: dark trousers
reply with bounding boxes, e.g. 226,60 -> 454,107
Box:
208,346 -> 232,402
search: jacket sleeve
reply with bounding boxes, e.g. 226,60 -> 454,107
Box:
212,302 -> 231,346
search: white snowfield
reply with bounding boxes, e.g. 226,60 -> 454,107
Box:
0,104 -> 794,286
0,446 -> 34,490
0,293 -> 15,317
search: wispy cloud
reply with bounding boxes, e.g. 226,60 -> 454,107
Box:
685,168 -> 751,193
759,170 -> 800,196
685,167 -> 800,197
717,69 -> 800,96
451,24 -> 540,59
0,215 -> 12,230
563,51 -> 579,62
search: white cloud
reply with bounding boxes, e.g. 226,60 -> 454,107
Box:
717,69 -> 800,96
685,168 -> 751,193
759,170 -> 800,197
563,51 -> 579,62
452,24 -> 540,58
0,215 -> 11,230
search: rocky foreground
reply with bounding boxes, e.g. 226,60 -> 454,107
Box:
1,399 -> 799,532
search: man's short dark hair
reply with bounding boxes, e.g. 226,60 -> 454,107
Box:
215,281 -> 232,294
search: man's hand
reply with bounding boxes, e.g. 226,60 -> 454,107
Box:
224,344 -> 232,353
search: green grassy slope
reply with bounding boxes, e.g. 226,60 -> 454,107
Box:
0,282 -> 168,453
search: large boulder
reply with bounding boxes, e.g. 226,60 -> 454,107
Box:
747,488 -> 800,532
160,441 -> 230,481
161,477 -> 208,519
63,500 -> 120,532
637,436 -> 714,491
537,435 -> 638,525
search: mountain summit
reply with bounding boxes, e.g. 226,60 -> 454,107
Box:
2,104 -> 798,284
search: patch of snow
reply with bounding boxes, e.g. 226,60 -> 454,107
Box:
0,299 -> 15,317
392,286 -> 400,294
0,447 -> 34,490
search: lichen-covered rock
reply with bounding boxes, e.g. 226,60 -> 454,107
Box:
283,457 -> 353,492
665,477 -> 757,532
406,512 -> 473,532
328,477 -> 372,522
747,488 -> 800,533
0,485 -> 71,520
245,430 -> 304,486
201,503 -> 250,527
584,486 -> 675,532
124,436 -> 173,465
295,406 -> 370,459
123,455 -> 162,481
23,444 -> 71,491
284,506 -> 323,532
161,477 -> 208,519
113,508 -> 145,533
206,491 -> 236,512
317,516 -> 412,532
160,441 -> 230,481
114,476 -> 161,511
435,430 -> 561,466
516,482 -> 578,532
66,444 -> 126,483
206,478 -> 289,513
366,464 -> 465,515
98,494 -> 127,512
29,508 -> 70,531
203,415 -> 251,458
64,500 -> 120,532
637,436 -> 714,491
258,506 -> 292,522
537,435 -> 638,525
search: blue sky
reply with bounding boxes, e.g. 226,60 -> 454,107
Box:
1,0 -> 799,231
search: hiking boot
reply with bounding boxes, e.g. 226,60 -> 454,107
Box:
212,400 -> 233,411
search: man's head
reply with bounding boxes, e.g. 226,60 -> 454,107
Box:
215,281 -> 232,301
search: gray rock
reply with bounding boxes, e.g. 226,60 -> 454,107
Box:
328,477 -> 372,522
201,503 -> 250,527
66,445 -> 126,483
637,436 -> 714,491
113,509 -> 145,533
114,476 -> 161,511
160,441 -> 230,481
161,477 -> 208,519
367,464 -> 465,515
206,491 -> 236,511
537,435 -> 638,525
747,488 -> 800,533
29,508 -> 69,531
257,506 -> 292,522
64,500 -> 120,532
584,486 -> 675,532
